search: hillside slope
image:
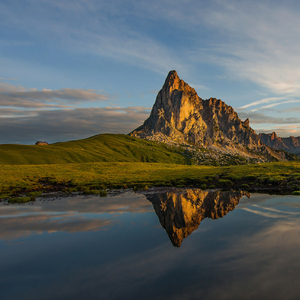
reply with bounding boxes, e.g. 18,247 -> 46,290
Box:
0,134 -> 191,165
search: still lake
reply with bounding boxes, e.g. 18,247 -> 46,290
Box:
1,188 -> 300,300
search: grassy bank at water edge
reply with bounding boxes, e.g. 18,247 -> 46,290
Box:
1,161 -> 300,199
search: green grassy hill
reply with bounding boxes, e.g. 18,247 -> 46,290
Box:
0,134 -> 191,165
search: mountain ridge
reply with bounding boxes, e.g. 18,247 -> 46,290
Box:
259,132 -> 300,154
130,70 -> 296,164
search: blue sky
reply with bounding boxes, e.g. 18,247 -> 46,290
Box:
1,0 -> 300,144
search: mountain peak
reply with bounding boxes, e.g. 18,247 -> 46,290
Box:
165,70 -> 178,82
130,71 -> 293,164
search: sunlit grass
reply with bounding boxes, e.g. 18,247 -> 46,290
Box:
1,161 -> 300,199
0,134 -> 191,165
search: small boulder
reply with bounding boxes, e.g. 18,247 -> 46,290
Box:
35,141 -> 48,145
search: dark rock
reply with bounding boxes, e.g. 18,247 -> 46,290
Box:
35,141 -> 48,145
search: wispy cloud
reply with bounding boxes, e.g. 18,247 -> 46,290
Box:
250,100 -> 300,112
199,1 -> 300,95
0,83 -> 108,108
0,0 -> 187,76
0,77 -> 17,81
239,97 -> 287,109
280,107 -> 300,113
237,110 -> 300,125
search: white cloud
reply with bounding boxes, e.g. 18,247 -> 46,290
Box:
239,97 -> 287,109
251,100 -> 300,112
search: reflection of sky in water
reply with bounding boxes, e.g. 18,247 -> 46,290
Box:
1,192 -> 300,300
0,192 -> 153,240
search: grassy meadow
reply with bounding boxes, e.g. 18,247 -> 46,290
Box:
1,161 -> 300,199
1,134 -> 300,200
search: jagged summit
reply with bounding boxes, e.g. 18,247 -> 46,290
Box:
130,71 -> 294,164
259,132 -> 300,154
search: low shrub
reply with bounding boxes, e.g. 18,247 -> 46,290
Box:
241,184 -> 249,189
100,190 -> 107,197
245,175 -> 257,181
292,191 -> 300,195
8,197 -> 35,203
200,184 -> 207,190
28,191 -> 43,197
84,189 -> 101,195
217,179 -> 233,187
0,193 -> 12,200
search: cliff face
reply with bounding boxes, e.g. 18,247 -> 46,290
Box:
146,189 -> 248,247
131,71 -> 260,149
259,133 -> 300,154
130,70 -> 291,163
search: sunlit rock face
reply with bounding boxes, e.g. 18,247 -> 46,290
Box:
146,189 -> 249,247
130,70 -> 290,162
132,71 -> 259,149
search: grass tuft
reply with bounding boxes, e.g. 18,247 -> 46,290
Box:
8,197 -> 35,203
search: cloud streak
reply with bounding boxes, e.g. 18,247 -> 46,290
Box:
0,83 -> 108,109
237,110 -> 300,125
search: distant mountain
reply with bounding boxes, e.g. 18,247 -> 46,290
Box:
259,132 -> 300,154
130,70 -> 295,164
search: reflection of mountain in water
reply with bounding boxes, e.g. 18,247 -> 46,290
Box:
146,189 -> 249,247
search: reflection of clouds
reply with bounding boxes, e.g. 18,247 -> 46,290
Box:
0,193 -> 152,240
0,214 -> 112,240
67,195 -> 300,300
251,204 -> 300,215
3,193 -> 300,299
207,218 -> 300,299
240,196 -> 300,219
241,207 -> 285,219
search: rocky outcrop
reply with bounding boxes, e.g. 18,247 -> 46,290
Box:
130,70 -> 293,163
146,188 -> 248,247
259,133 -> 300,154
35,141 -> 48,145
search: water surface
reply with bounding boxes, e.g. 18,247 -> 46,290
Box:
1,189 -> 300,300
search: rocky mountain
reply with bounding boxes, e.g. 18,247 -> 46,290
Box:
130,70 -> 294,164
259,132 -> 300,154
146,188 -> 248,247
